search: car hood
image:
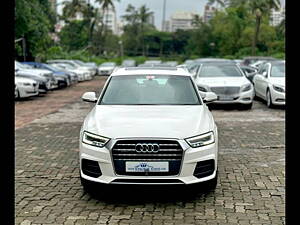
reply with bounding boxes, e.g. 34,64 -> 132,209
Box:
83,105 -> 214,139
15,76 -> 36,84
269,77 -> 285,87
195,77 -> 250,87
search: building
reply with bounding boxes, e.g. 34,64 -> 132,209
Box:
203,4 -> 216,23
147,14 -> 155,27
169,11 -> 197,32
270,8 -> 285,26
99,6 -> 118,35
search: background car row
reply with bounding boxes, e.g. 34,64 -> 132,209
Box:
15,59 -> 97,100
15,57 -> 285,109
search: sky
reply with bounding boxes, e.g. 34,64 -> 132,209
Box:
57,0 -> 286,30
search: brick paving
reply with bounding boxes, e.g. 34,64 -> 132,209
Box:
15,76 -> 285,225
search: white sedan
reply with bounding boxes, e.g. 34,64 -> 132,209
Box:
253,61 -> 285,108
15,76 -> 39,99
194,62 -> 254,109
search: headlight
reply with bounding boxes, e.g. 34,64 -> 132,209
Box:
272,85 -> 285,93
18,82 -> 31,86
241,84 -> 252,92
185,132 -> 215,148
197,86 -> 208,92
82,131 -> 110,147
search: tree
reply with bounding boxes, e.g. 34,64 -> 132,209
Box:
138,5 -> 154,56
15,0 -> 55,60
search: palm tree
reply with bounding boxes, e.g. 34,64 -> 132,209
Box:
62,0 -> 88,23
95,0 -> 120,54
248,0 -> 280,55
139,5 -> 153,56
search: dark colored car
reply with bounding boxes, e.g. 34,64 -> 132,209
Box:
23,62 -> 74,88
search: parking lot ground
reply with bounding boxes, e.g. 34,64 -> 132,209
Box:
15,76 -> 285,225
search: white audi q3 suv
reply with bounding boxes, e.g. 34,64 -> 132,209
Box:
79,67 -> 219,192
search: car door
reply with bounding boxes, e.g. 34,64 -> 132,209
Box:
254,64 -> 268,98
259,64 -> 270,100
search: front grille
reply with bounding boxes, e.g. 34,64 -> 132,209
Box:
112,140 -> 183,176
193,159 -> 215,178
210,86 -> 240,95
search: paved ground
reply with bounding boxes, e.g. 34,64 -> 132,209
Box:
15,76 -> 285,225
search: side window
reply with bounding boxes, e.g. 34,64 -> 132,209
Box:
261,64 -> 269,76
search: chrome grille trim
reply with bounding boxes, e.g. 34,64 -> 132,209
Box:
112,139 -> 184,176
210,86 -> 240,95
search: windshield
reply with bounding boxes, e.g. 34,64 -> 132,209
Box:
199,65 -> 243,77
100,75 -> 201,105
271,64 -> 285,77
55,63 -> 76,69
101,62 -> 116,67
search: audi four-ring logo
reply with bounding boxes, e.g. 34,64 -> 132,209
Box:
135,143 -> 160,153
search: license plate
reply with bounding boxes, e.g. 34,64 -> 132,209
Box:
218,95 -> 234,101
126,162 -> 169,172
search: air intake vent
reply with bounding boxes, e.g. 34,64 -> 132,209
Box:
81,159 -> 102,178
193,159 -> 215,178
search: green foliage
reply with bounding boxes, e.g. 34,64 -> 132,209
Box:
15,0 -> 56,59
59,20 -> 89,51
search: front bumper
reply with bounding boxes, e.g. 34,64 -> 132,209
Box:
271,89 -> 285,105
79,138 -> 218,185
18,84 -> 39,98
213,89 -> 254,105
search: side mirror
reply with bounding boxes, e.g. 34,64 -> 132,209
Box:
202,92 -> 218,103
82,92 -> 97,103
262,71 -> 267,77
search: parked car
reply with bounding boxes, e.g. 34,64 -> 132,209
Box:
239,65 -> 258,84
163,61 -> 178,67
121,59 -> 136,67
71,59 -> 97,76
187,59 -> 233,77
47,60 -> 94,78
97,62 -> 117,76
144,60 -> 162,64
15,76 -> 39,99
22,62 -> 73,87
47,62 -> 89,81
79,67 -> 219,192
15,70 -> 49,94
15,61 -> 56,90
253,61 -> 285,108
194,62 -> 254,109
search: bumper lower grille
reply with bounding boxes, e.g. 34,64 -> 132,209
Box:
82,159 -> 102,178
193,159 -> 215,178
112,140 -> 183,176
211,86 -> 240,95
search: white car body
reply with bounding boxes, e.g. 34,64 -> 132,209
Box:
47,60 -> 94,78
98,63 -> 116,76
194,63 -> 254,106
253,62 -> 285,107
79,68 -> 218,187
15,77 -> 39,98
15,61 -> 54,90
49,63 -> 90,81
